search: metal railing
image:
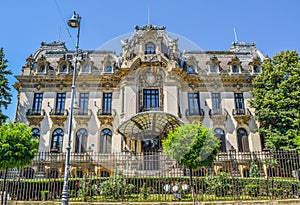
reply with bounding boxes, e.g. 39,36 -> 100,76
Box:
1,150 -> 300,202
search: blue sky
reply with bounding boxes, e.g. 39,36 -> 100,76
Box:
0,0 -> 300,120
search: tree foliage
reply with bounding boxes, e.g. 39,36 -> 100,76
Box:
0,122 -> 39,169
0,48 -> 12,123
250,51 -> 300,150
162,123 -> 220,169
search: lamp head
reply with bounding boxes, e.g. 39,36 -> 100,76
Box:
68,11 -> 80,28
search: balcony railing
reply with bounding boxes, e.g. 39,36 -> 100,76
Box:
232,108 -> 251,116
49,109 -> 68,116
74,109 -> 92,116
97,109 -> 112,116
186,108 -> 204,116
140,106 -> 163,112
209,108 -> 227,116
26,109 -> 45,116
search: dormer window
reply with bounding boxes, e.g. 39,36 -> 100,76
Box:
39,65 -> 45,72
253,65 -> 260,73
82,65 -> 90,73
232,65 -> 238,73
145,42 -> 155,54
61,65 -> 67,73
210,65 -> 217,72
188,66 -> 196,74
105,66 -> 112,72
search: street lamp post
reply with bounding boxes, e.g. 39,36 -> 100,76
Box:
61,11 -> 81,205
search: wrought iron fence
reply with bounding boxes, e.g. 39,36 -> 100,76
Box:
0,150 -> 300,202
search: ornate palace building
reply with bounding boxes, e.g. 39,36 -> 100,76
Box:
14,25 -> 265,176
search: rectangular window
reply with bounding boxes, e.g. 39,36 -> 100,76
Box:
212,93 -> 221,115
102,93 -> 112,115
143,89 -> 159,111
33,93 -> 43,115
188,93 -> 200,115
121,88 -> 125,113
79,93 -> 89,115
234,93 -> 245,115
55,93 -> 66,115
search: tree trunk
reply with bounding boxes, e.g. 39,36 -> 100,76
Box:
1,167 -> 8,205
189,167 -> 196,205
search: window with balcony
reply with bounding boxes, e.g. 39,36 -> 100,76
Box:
211,93 -> 221,114
145,42 -> 155,54
234,93 -> 245,115
51,128 -> 64,152
188,93 -> 200,115
143,89 -> 159,111
214,128 -> 226,152
75,128 -> 88,153
100,128 -> 112,153
55,93 -> 66,115
79,93 -> 89,115
102,93 -> 112,115
32,93 -> 43,115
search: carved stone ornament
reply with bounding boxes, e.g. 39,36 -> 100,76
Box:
186,115 -> 204,123
27,115 -> 44,127
50,115 -> 68,127
210,114 -> 227,125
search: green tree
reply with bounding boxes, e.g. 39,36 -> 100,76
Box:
162,123 -> 220,203
0,48 -> 12,123
0,122 -> 39,204
250,51 -> 300,150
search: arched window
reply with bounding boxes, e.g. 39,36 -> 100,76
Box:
145,42 -> 155,54
237,128 -> 249,152
75,128 -> 88,153
32,128 -> 40,139
51,128 -> 64,152
100,128 -> 112,153
214,128 -> 226,152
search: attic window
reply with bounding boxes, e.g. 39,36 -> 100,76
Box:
82,65 -> 90,73
232,65 -> 238,73
145,42 -> 155,54
61,65 -> 67,72
253,65 -> 260,73
188,66 -> 196,74
210,65 -> 217,72
105,66 -> 112,72
39,65 -> 45,72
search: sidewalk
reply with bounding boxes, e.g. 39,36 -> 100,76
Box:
5,199 -> 300,205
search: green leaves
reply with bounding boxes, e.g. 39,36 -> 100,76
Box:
0,48 -> 12,122
0,122 -> 39,169
162,123 -> 220,170
250,50 -> 300,150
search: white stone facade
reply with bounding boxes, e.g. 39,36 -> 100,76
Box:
14,25 -> 264,155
